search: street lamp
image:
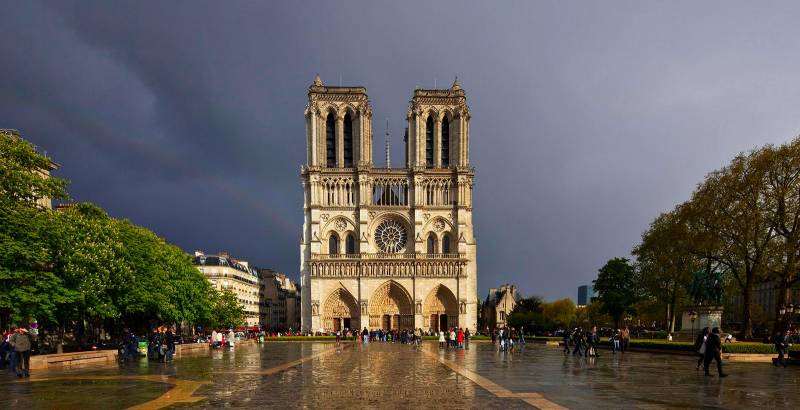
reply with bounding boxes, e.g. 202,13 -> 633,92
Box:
689,311 -> 698,341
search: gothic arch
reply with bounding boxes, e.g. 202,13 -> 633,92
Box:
321,215 -> 357,236
423,284 -> 459,331
322,286 -> 360,331
421,216 -> 454,235
368,280 -> 414,330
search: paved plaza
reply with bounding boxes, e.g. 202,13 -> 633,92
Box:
0,342 -> 797,409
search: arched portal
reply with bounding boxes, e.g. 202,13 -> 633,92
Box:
423,284 -> 458,332
322,287 -> 360,332
368,281 -> 414,330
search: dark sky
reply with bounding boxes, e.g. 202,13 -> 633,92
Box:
3,1 -> 800,302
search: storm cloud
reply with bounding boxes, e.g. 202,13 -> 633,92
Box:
2,1 -> 800,301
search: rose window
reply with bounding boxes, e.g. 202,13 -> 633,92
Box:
375,219 -> 407,253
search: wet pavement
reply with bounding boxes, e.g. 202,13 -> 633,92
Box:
0,341 -> 797,409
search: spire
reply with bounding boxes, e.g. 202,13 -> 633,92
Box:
313,74 -> 322,86
451,76 -> 461,91
385,118 -> 391,168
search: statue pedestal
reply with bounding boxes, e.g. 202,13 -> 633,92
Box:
677,306 -> 724,341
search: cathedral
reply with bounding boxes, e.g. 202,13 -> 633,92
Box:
299,75 -> 477,333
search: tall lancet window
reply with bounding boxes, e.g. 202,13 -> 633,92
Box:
345,233 -> 355,255
441,117 -> 450,167
343,113 -> 353,167
329,234 -> 339,255
442,233 -> 451,254
427,233 -> 437,254
425,116 -> 434,168
326,113 -> 336,167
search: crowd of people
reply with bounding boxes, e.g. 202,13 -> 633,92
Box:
1,326 -> 36,378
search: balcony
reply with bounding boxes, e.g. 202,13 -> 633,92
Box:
309,253 -> 467,278
312,252 -> 465,260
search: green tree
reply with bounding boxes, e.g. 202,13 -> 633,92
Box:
0,131 -> 69,329
213,289 -> 245,329
541,298 -> 576,328
593,258 -> 638,329
633,208 -> 695,332
507,296 -> 543,332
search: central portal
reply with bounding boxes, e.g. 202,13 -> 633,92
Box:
368,280 -> 414,330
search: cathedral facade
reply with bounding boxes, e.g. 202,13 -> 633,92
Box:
299,75 -> 477,333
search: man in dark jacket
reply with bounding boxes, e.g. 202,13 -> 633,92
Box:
10,326 -> 34,378
703,327 -> 727,377
774,331 -> 789,368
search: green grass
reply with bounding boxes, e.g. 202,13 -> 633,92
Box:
593,338 -> 798,354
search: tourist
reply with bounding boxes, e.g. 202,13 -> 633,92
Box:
703,327 -> 727,377
498,328 -> 505,352
464,328 -> 470,350
335,330 -> 341,346
164,327 -> 176,362
362,327 -> 369,344
572,329 -> 584,357
227,329 -> 236,347
773,331 -> 789,368
620,326 -> 630,354
438,330 -> 445,349
611,329 -> 621,354
519,326 -> 526,345
449,328 -> 456,349
491,328 -> 497,345
694,327 -> 709,370
585,326 -> 599,357
10,326 -> 34,378
457,328 -> 465,348
562,329 -> 571,355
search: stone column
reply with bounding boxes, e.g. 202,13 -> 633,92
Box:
434,116 -> 442,168
336,115 -> 344,167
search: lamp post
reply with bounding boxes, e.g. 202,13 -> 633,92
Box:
689,311 -> 698,341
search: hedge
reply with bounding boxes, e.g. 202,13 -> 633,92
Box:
593,338 -> 799,354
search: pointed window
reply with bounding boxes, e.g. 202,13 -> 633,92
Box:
441,117 -> 449,167
442,233 -> 451,254
345,233 -> 355,255
343,113 -> 353,167
427,234 -> 437,254
425,116 -> 434,168
329,234 -> 339,255
326,113 -> 336,167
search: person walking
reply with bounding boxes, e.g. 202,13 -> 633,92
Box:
362,327 -> 369,344
773,331 -> 789,368
519,326 -> 526,345
10,326 -> 34,378
562,329 -> 571,355
583,326 -> 599,357
572,329 -> 584,357
620,325 -> 630,354
164,327 -> 176,362
464,328 -> 470,350
491,328 -> 497,345
694,327 -> 709,370
703,327 -> 727,377
611,329 -> 621,354
457,328 -> 465,349
438,330 -> 446,349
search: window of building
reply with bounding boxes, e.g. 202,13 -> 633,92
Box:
442,233 -> 451,254
329,234 -> 339,255
343,113 -> 353,167
326,113 -> 336,167
441,117 -> 449,167
425,116 -> 434,168
345,233 -> 355,255
500,311 -> 505,321
427,234 -> 437,254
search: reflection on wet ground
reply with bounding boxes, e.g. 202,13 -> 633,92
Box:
0,341 -> 797,409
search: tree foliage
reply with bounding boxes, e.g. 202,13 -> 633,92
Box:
632,136 -> 800,337
593,258 -> 638,329
0,131 -> 236,342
